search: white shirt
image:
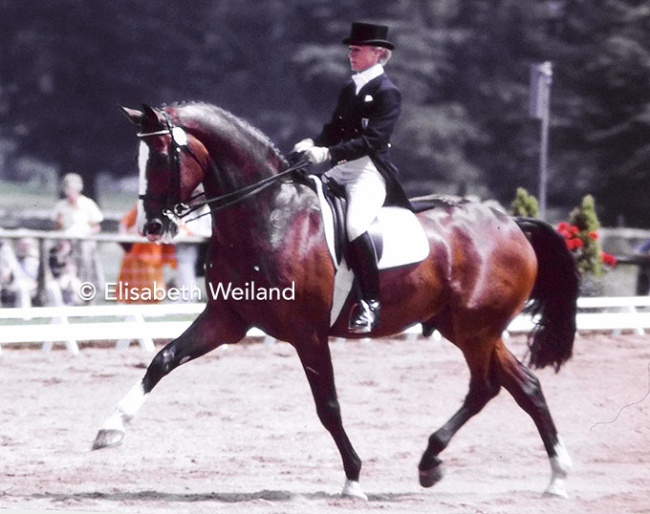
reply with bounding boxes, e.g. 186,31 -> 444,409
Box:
352,64 -> 384,95
53,195 -> 104,236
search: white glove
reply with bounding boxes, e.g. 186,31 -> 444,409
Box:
305,146 -> 330,165
292,138 -> 314,153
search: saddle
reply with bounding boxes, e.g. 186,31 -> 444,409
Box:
296,170 -> 430,270
304,173 -> 429,326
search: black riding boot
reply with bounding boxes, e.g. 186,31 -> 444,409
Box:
347,232 -> 381,334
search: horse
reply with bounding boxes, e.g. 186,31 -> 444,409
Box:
92,102 -> 579,500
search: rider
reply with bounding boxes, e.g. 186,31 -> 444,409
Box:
293,22 -> 411,334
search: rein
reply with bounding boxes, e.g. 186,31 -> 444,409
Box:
177,157 -> 310,223
137,114 -> 310,225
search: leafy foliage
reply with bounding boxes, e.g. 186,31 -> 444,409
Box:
510,187 -> 539,218
0,1 -> 648,226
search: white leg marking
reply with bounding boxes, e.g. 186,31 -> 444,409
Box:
544,437 -> 572,499
341,479 -> 368,501
100,381 -> 148,432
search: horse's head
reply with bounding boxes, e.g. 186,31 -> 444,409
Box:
121,104 -> 208,242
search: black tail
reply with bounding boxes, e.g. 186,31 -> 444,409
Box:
516,217 -> 580,372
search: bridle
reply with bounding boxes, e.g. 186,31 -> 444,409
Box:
137,112 -> 309,227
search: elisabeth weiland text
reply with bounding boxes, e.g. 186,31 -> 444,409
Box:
100,281 -> 296,303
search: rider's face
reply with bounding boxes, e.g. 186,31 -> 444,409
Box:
348,45 -> 381,72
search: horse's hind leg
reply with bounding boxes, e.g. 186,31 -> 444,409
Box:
294,335 -> 366,500
494,342 -> 572,498
418,339 -> 501,487
92,305 -> 247,450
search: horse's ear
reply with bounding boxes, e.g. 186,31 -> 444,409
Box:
119,106 -> 144,127
141,104 -> 164,127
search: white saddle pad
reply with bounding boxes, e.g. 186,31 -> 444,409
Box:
309,176 -> 430,325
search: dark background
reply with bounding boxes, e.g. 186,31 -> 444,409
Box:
0,0 -> 648,225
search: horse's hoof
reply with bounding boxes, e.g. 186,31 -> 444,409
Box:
543,482 -> 569,499
341,479 -> 368,501
92,429 -> 125,450
419,463 -> 444,488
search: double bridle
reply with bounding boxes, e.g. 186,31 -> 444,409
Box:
137,113 -> 309,226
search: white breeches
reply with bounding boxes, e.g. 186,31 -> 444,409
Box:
324,156 -> 386,241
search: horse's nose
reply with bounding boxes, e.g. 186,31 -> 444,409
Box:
143,218 -> 164,238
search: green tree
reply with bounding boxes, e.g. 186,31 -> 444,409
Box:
0,0 -> 648,229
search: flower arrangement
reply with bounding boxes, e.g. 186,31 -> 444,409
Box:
557,221 -> 617,272
556,195 -> 616,279
510,190 -> 616,296
555,195 -> 616,296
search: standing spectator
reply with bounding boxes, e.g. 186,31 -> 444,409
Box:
52,173 -> 105,300
53,173 -> 103,236
116,205 -> 176,303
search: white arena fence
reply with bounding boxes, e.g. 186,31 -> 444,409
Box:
0,296 -> 649,355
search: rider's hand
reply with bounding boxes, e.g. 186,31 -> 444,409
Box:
305,146 -> 330,165
292,138 -> 314,153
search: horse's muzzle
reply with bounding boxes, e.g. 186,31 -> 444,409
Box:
143,218 -> 165,241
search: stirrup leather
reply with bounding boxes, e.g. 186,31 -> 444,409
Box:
349,299 -> 381,334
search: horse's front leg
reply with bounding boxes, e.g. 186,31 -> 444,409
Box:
92,304 -> 247,450
295,334 -> 366,500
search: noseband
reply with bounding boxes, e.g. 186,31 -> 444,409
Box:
137,111 -> 310,226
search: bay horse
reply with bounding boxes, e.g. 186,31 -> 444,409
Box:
93,102 -> 579,500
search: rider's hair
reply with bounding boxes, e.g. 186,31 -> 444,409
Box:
376,47 -> 392,65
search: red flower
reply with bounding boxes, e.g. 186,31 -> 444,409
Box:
567,238 -> 583,251
557,223 -> 581,242
601,252 -> 617,267
556,222 -> 571,234
588,231 -> 599,241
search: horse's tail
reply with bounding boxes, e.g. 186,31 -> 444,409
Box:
515,217 -> 580,372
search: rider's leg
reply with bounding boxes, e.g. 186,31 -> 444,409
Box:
347,231 -> 381,333
344,167 -> 386,333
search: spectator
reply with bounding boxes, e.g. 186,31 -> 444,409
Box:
0,238 -> 55,308
0,239 -> 35,308
52,173 -> 105,299
116,205 -> 176,303
48,239 -> 83,305
53,173 -> 103,236
1,237 -> 76,308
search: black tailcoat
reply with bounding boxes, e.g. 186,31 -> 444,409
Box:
314,74 -> 411,208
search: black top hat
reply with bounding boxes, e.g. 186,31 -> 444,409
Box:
342,22 -> 394,50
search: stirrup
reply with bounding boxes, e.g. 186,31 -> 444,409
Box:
349,299 -> 380,334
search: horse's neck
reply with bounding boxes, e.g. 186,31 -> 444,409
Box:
200,127 -> 280,193
202,167 -> 314,255
187,109 -> 291,242
200,154 -> 282,236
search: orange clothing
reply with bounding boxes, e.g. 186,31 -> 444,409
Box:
116,207 -> 176,303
